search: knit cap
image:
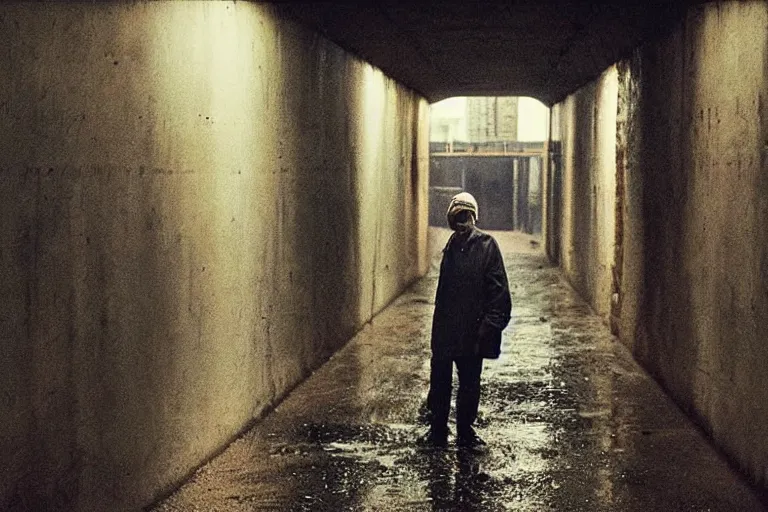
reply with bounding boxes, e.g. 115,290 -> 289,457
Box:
446,192 -> 479,223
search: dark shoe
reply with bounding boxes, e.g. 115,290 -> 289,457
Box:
417,428 -> 449,449
456,427 -> 488,454
417,401 -> 433,425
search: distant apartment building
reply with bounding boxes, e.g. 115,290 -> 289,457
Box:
467,97 -> 518,142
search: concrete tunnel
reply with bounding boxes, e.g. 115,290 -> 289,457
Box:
1,1 -> 767,510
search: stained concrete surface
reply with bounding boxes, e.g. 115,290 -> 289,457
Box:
550,66 -> 618,321
619,2 -> 768,491
0,3 -> 427,509
545,3 -> 768,491
153,229 -> 767,512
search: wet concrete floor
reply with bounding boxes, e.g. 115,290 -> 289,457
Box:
153,229 -> 768,511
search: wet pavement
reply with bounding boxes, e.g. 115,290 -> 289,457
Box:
153,229 -> 768,512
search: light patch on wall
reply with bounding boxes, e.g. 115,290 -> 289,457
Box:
361,64 -> 387,145
209,2 -> 248,134
355,62 -> 388,319
596,67 -> 619,164
207,2 -> 256,204
595,66 -> 618,307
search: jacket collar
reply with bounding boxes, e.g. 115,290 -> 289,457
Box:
465,225 -> 483,243
446,226 -> 482,250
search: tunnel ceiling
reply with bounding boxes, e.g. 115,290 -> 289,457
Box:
273,1 -> 692,105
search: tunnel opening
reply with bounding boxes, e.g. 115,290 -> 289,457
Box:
427,96 -> 549,235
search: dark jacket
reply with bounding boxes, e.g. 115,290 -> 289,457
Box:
431,227 -> 512,357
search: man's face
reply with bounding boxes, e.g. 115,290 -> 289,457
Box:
450,209 -> 474,233
454,211 -> 472,224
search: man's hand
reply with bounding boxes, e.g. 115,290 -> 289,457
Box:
477,319 -> 494,342
477,318 -> 502,359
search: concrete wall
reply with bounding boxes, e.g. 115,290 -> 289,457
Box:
621,1 -> 768,489
550,67 -> 618,319
0,3 -> 429,510
546,1 -> 768,491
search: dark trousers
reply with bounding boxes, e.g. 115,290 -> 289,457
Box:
427,353 -> 483,435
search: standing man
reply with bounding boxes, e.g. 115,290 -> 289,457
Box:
420,192 -> 511,451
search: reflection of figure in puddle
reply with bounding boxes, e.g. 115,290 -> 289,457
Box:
419,192 -> 511,452
422,450 -> 495,511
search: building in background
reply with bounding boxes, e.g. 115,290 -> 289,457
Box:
467,97 -> 518,142
428,97 -> 549,233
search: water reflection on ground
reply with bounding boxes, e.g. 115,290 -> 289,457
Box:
154,230 -> 767,512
